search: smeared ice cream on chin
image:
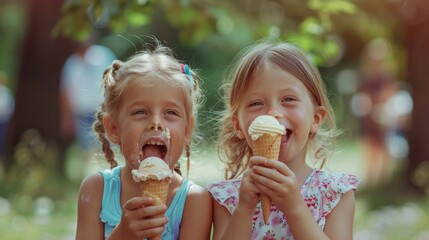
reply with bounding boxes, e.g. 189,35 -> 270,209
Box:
132,157 -> 172,182
248,115 -> 286,141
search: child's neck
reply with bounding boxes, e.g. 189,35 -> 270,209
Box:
287,161 -> 313,188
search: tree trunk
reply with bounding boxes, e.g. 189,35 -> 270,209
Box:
4,0 -> 75,172
405,0 -> 429,192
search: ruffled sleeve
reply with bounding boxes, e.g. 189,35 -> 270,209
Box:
310,170 -> 360,218
206,178 -> 242,214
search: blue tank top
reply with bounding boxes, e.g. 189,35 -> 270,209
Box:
99,166 -> 191,239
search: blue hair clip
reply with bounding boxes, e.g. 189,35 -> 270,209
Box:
181,64 -> 195,88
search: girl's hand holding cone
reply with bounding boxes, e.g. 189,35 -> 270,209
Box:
249,157 -> 303,224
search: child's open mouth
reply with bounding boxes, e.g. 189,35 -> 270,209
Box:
282,128 -> 292,145
138,128 -> 170,163
142,138 -> 168,160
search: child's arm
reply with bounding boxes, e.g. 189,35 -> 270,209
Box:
211,200 -> 231,240
323,190 -> 356,239
213,202 -> 254,240
178,184 -> 213,240
75,174 -> 105,239
212,170 -> 259,240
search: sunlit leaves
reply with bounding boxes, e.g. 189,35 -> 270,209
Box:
126,10 -> 150,27
308,0 -> 357,14
52,3 -> 91,41
55,0 -> 362,65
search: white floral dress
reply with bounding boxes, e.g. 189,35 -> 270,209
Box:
207,169 -> 360,240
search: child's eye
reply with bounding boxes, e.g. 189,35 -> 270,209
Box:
132,110 -> 147,115
165,110 -> 179,116
249,101 -> 263,107
282,96 -> 296,102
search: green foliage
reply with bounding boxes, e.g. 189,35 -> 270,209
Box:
309,0 -> 356,14
54,0 -> 368,65
52,1 -> 91,41
165,5 -> 216,44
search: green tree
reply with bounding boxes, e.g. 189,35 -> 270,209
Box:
6,0 -> 427,197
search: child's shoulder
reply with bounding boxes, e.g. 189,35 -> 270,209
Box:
186,180 -> 211,200
181,180 -> 212,222
78,167 -> 121,201
77,173 -> 104,209
206,178 -> 242,214
79,172 -> 104,190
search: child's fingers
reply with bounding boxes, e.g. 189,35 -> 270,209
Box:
123,197 -> 155,210
135,216 -> 167,239
248,156 -> 266,168
252,165 -> 282,183
238,169 -> 261,209
252,178 -> 273,195
138,204 -> 168,219
139,214 -> 168,228
249,156 -> 293,176
138,225 -> 165,239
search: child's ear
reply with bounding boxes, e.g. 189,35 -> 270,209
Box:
232,115 -> 245,139
103,114 -> 120,144
310,106 -> 327,135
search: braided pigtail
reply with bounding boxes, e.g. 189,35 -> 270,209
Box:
185,144 -> 190,177
102,60 -> 123,87
92,106 -> 118,169
94,60 -> 124,170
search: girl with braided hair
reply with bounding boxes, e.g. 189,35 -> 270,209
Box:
75,42 -> 212,240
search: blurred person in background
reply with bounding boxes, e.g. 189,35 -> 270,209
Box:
0,71 -> 15,157
60,43 -> 116,158
352,38 -> 397,187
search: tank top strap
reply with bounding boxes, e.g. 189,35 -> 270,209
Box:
99,166 -> 122,238
163,178 -> 191,240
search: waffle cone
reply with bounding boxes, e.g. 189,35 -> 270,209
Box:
139,178 -> 170,240
253,133 -> 281,225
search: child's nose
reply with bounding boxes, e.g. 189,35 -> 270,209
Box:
148,118 -> 164,131
267,109 -> 282,119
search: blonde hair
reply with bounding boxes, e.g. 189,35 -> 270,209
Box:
93,43 -> 203,172
218,41 -> 337,179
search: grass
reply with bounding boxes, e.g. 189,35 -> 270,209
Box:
1,141 -> 428,239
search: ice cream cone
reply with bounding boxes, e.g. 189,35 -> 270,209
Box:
132,157 -> 173,240
140,178 -> 170,206
248,115 -> 285,225
253,133 -> 281,225
140,178 -> 170,240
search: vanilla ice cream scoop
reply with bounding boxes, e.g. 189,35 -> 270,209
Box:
248,115 -> 286,141
132,157 -> 172,182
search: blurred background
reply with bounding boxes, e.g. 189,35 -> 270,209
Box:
0,0 -> 428,239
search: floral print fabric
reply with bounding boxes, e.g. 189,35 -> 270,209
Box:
207,169 -> 360,240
